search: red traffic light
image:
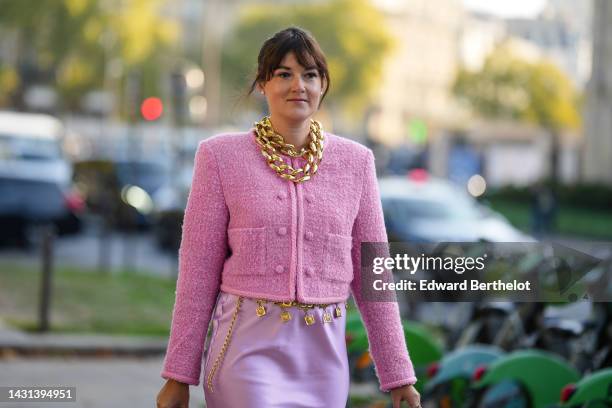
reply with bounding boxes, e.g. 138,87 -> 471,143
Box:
141,97 -> 163,121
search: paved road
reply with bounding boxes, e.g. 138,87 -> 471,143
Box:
0,357 -> 205,408
0,357 -> 381,408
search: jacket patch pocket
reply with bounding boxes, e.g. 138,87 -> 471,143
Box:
323,233 -> 354,283
227,227 -> 266,275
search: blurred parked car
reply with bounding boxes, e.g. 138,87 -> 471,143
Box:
151,163 -> 193,251
0,111 -> 83,246
0,111 -> 71,184
379,172 -> 535,349
379,172 -> 533,243
0,176 -> 83,246
73,159 -> 170,231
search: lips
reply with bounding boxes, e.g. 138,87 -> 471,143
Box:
287,99 -> 308,102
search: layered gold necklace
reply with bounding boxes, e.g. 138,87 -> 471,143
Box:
253,116 -> 324,183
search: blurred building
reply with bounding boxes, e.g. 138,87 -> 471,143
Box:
169,0 -> 205,53
458,12 -> 506,72
505,0 -> 593,88
543,0 -> 593,42
367,0 -> 465,147
459,12 -> 547,70
583,0 -> 612,185
462,122 -> 580,187
421,1 -> 589,187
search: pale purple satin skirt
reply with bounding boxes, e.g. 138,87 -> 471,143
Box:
203,292 -> 349,408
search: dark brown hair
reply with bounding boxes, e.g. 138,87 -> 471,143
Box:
248,27 -> 330,107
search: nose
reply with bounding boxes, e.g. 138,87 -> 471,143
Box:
291,75 -> 306,93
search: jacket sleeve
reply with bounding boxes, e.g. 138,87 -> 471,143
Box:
161,141 -> 229,386
350,148 -> 418,392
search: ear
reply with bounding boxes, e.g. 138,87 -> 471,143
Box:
257,82 -> 266,95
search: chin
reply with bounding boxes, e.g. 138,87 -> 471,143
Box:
281,109 -> 315,123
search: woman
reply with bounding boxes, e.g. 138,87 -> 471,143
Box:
156,27 -> 421,408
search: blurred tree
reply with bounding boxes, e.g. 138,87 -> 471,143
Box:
221,0 -> 395,124
0,65 -> 20,106
0,0 -> 179,114
453,44 -> 581,186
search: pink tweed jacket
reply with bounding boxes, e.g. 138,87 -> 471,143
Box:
161,130 -> 417,391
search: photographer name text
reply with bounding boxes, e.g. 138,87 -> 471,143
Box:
372,279 -> 531,291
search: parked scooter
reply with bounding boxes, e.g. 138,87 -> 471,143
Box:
423,345 -> 504,408
559,368 -> 612,407
468,349 -> 580,408
345,307 -> 443,393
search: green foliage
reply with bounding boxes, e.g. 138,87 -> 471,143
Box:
0,262 -> 176,336
487,198 -> 612,239
0,65 -> 20,105
222,0 -> 395,117
524,60 -> 581,130
0,0 -> 179,112
486,182 -> 612,211
484,181 -> 612,239
453,44 -> 581,131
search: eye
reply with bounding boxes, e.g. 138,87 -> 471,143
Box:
276,72 -> 290,78
306,72 -> 319,79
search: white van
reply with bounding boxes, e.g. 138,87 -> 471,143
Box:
0,111 -> 71,184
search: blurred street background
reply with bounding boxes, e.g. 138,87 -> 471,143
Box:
1,0 -> 611,407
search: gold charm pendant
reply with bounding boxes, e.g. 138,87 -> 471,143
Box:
304,313 -> 316,326
256,305 -> 266,317
255,300 -> 267,317
280,309 -> 292,322
334,306 -> 342,318
323,312 -> 333,323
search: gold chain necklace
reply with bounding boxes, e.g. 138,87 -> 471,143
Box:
253,116 -> 324,183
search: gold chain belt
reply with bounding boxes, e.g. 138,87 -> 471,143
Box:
206,296 -> 243,393
206,296 -> 349,392
256,299 -> 349,325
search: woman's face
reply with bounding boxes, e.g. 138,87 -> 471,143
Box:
259,52 -> 326,124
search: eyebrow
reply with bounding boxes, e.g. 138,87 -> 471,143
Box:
276,65 -> 318,71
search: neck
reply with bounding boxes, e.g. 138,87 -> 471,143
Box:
269,114 -> 311,151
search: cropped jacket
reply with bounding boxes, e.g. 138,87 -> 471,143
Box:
161,130 -> 417,391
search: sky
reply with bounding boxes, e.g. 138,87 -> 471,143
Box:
463,0 -> 547,18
